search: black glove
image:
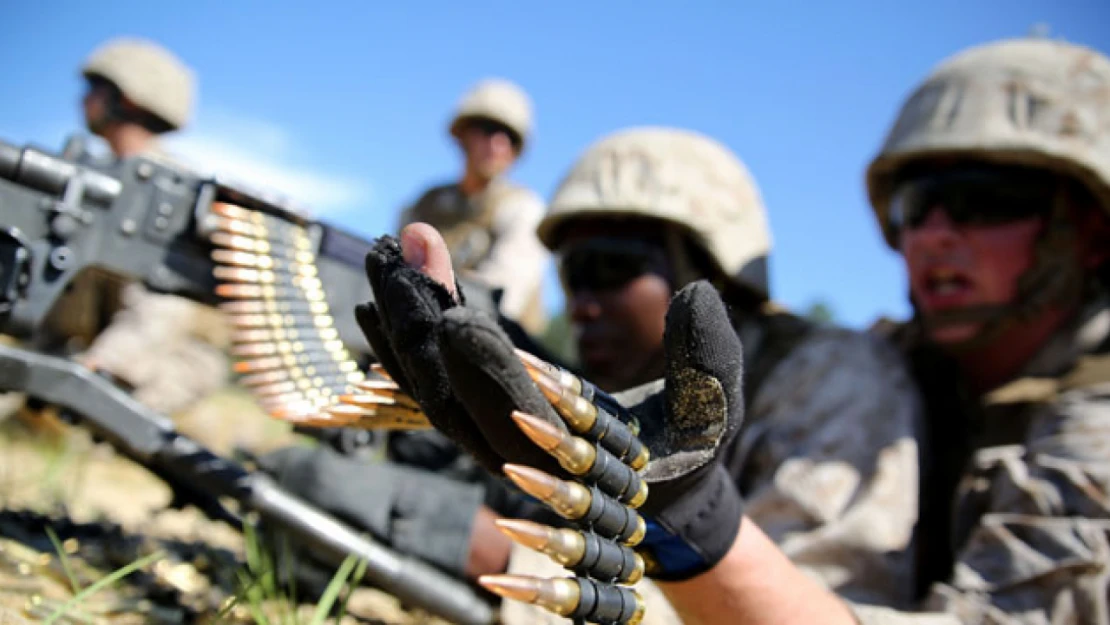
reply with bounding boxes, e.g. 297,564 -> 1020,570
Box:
355,236 -> 569,477
355,235 -> 746,624
435,281 -> 745,581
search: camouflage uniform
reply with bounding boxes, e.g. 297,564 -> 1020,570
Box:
501,128 -> 925,623
851,38 -> 1110,624
56,39 -> 230,417
399,79 -> 549,336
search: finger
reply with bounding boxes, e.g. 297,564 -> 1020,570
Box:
661,281 -> 744,452
400,223 -> 457,299
437,307 -> 569,476
355,303 -> 413,393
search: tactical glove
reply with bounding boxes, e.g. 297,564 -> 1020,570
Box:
355,235 -> 747,623
435,281 -> 745,581
355,236 -> 569,477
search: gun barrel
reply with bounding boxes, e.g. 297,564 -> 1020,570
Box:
0,138 -> 121,205
247,474 -> 495,625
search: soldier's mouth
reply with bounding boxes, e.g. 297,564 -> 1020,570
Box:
916,267 -> 976,309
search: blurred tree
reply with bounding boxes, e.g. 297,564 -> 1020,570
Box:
803,300 -> 837,326
537,312 -> 577,366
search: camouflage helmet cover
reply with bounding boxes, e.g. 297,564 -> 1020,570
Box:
449,78 -> 533,152
81,37 -> 195,131
537,126 -> 773,298
867,38 -> 1110,247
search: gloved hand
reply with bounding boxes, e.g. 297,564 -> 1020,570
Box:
355,228 -> 747,590
355,230 -> 571,477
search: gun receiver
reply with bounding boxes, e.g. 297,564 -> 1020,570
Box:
0,136 -> 497,624
0,137 -> 375,353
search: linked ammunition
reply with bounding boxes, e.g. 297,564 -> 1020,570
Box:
515,349 -> 635,432
502,464 -> 645,546
233,353 -> 359,374
495,519 -> 644,585
209,231 -> 316,263
339,391 -> 421,412
327,404 -> 432,430
232,326 -> 340,344
478,575 -> 644,625
526,369 -> 649,471
213,266 -> 324,291
230,338 -> 345,358
215,283 -> 326,302
228,312 -> 334,330
219,299 -> 330,316
354,378 -> 401,392
209,215 -> 312,249
238,362 -> 361,387
254,378 -> 346,398
211,249 -> 318,277
211,203 -> 308,238
370,364 -> 394,381
511,411 -> 647,508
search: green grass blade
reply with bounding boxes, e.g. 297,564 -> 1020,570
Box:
308,555 -> 360,625
333,555 -> 368,624
43,549 -> 166,625
44,526 -> 82,594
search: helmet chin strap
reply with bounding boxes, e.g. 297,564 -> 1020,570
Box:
914,188 -> 1087,354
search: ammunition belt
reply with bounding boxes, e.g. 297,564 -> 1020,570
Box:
208,203 -> 370,428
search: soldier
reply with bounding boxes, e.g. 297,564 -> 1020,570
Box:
355,126 -> 926,623
47,38 -> 231,417
398,78 -> 549,336
439,36 -> 1110,625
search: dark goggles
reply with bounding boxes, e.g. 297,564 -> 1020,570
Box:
888,166 -> 1060,235
558,239 -> 672,293
464,117 -> 522,150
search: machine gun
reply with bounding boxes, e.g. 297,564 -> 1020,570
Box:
0,135 -> 495,625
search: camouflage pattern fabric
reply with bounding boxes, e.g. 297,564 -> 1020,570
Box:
853,298 -> 1110,624
81,282 -> 231,416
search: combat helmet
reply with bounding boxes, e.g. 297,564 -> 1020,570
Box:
82,37 -> 196,132
537,127 -> 772,300
449,79 -> 533,154
867,37 -> 1110,247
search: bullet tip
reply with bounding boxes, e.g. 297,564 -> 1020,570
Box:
477,574 -> 540,603
510,411 -> 562,451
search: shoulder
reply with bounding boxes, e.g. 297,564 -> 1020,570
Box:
752,322 -> 923,437
413,182 -> 462,206
773,323 -> 915,386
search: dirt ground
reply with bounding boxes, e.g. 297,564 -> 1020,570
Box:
0,386 -> 457,625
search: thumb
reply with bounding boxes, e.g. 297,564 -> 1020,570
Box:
400,223 -> 458,299
662,281 -> 745,445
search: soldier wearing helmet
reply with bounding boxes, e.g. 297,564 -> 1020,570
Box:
40,38 -> 231,421
397,78 -> 550,336
532,37 -> 1110,625
80,37 -> 194,160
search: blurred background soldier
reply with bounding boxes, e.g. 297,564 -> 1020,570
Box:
41,37 -> 231,417
398,78 -> 549,336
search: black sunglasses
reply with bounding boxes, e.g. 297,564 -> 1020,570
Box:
889,166 -> 1059,234
558,239 -> 671,293
465,118 -> 522,150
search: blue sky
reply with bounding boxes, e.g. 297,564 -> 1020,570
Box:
3,1 -> 1107,329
